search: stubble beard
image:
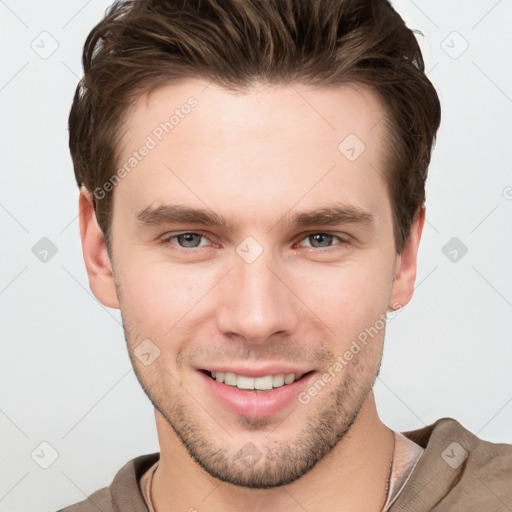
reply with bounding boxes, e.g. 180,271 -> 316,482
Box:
124,327 -> 383,488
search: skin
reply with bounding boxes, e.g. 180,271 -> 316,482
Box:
79,79 -> 424,512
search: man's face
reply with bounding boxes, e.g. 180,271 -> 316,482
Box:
101,80 -> 407,487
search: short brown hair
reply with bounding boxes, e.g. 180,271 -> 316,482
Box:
69,0 -> 441,253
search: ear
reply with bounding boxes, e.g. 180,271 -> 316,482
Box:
389,205 -> 425,310
79,188 -> 120,309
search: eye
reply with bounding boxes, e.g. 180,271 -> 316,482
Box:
163,232 -> 210,249
159,231 -> 349,252
297,233 -> 349,249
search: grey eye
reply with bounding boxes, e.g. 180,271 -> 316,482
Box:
307,233 -> 335,248
176,233 -> 203,248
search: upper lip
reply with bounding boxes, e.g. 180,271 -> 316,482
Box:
199,365 -> 314,378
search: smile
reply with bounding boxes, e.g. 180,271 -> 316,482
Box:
199,369 -> 316,418
208,370 -> 306,391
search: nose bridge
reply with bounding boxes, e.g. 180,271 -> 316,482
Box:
215,246 -> 298,343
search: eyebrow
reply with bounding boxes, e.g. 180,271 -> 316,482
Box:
136,202 -> 374,231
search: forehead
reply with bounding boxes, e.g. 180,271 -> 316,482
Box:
114,79 -> 391,227
122,79 -> 387,150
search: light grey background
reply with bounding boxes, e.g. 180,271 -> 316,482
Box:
1,1 -> 511,511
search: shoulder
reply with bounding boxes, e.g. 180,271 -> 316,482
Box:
56,452 -> 160,512
436,417 -> 512,493
57,487 -> 112,512
406,416 -> 512,468
393,418 -> 512,511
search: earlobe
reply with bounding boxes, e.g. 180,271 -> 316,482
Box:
79,188 -> 120,309
389,206 -> 426,310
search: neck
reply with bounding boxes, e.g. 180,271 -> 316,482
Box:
152,391 -> 394,512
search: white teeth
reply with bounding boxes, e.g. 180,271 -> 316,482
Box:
254,375 -> 274,390
272,374 -> 285,388
284,373 -> 295,385
210,371 -> 303,390
237,376 -> 255,389
224,372 -> 237,386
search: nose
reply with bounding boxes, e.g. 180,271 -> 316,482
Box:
215,251 -> 300,344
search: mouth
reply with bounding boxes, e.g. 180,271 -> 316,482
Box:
198,368 -> 317,418
200,369 -> 313,392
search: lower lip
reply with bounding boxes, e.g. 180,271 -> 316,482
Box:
198,370 -> 316,418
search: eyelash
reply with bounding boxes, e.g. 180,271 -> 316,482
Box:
159,231 -> 350,252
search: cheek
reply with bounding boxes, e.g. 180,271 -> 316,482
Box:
116,258 -> 211,340
114,238 -> 395,345
295,258 -> 393,327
